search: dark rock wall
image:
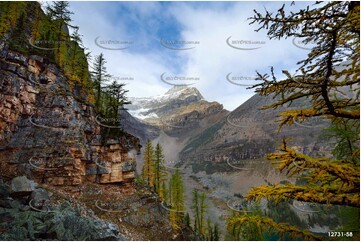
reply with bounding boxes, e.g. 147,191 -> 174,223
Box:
0,41 -> 139,187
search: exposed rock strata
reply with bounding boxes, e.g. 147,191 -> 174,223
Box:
0,41 -> 140,187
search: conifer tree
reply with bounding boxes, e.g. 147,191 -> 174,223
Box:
46,1 -> 73,66
184,212 -> 191,228
142,140 -> 155,187
153,143 -> 168,197
9,11 -> 26,51
160,181 -> 168,202
227,1 -> 360,240
213,223 -> 220,241
206,218 -> 213,241
198,192 -> 208,235
0,2 -> 27,34
103,81 -> 130,124
91,53 -> 111,112
191,189 -> 200,233
191,189 -> 208,236
168,169 -> 185,230
65,27 -> 83,82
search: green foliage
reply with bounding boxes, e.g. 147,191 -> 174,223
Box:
153,143 -> 168,200
248,145 -> 359,207
226,211 -> 319,241
0,1 -> 28,35
0,1 -> 95,103
91,53 -> 111,112
213,223 -> 220,241
226,202 -> 266,240
181,122 -> 223,155
142,140 -> 155,187
45,1 -> 73,68
191,189 -> 208,236
191,189 -> 200,234
184,212 -> 191,227
134,175 -> 148,187
205,218 -> 221,241
266,200 -> 307,230
90,53 -> 131,138
161,181 -> 169,204
191,189 -> 220,240
207,218 -> 213,240
325,118 -> 360,165
168,169 -> 185,230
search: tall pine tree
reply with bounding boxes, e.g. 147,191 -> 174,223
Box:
142,140 -> 155,187
191,189 -> 200,233
153,143 -> 168,199
169,169 -> 185,230
91,53 -> 111,112
46,1 -> 73,67
191,189 -> 208,236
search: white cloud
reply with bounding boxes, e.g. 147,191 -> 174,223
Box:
69,1 -> 312,111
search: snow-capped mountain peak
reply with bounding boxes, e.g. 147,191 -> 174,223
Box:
126,86 -> 204,120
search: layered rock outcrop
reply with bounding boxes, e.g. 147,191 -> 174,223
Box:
0,40 -> 140,187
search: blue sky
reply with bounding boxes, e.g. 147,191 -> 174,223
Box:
67,1 -> 314,111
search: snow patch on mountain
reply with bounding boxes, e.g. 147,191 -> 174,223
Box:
128,108 -> 159,120
126,86 -> 204,120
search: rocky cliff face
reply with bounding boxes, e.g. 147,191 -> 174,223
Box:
0,40 -> 139,188
179,93 -> 333,173
119,109 -> 160,145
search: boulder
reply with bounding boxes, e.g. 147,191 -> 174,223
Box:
10,176 -> 36,196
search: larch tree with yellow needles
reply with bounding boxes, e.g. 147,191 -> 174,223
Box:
227,1 -> 360,240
